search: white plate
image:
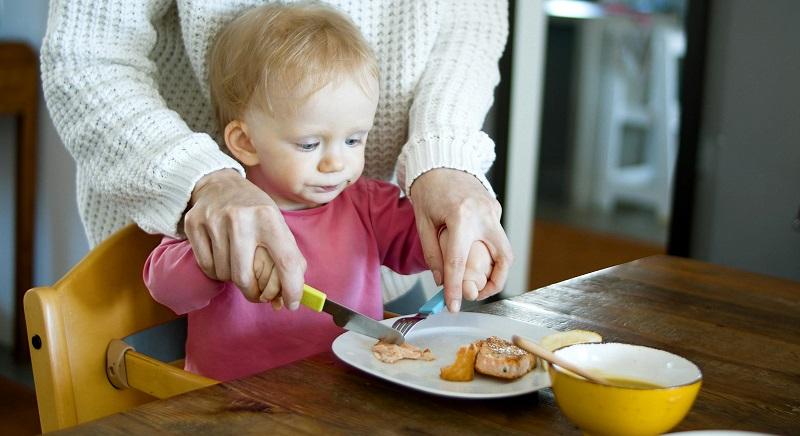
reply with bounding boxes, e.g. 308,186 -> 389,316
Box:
331,311 -> 556,399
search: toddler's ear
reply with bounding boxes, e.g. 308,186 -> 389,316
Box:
224,120 -> 260,166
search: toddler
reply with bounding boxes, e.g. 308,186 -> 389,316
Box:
144,2 -> 492,381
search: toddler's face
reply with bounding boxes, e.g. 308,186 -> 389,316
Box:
242,76 -> 378,210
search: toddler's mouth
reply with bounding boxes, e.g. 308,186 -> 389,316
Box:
314,183 -> 343,193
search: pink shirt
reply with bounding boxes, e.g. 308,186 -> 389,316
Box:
143,178 -> 426,381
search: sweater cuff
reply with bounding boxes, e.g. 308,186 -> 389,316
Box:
144,133 -> 245,238
397,130 -> 497,197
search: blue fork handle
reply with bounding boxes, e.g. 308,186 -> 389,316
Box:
418,288 -> 446,315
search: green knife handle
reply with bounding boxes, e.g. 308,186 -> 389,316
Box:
301,284 -> 327,312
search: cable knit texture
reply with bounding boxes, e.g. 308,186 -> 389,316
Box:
41,0 -> 508,246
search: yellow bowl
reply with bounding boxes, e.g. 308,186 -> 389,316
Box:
548,343 -> 702,436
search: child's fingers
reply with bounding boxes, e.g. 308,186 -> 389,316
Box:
236,245 -> 265,302
264,265 -> 281,303
476,282 -> 500,301
463,240 -> 492,301
463,280 -> 479,301
254,246 -> 272,295
258,265 -> 281,303
468,241 -> 493,275
271,296 -> 284,310
462,270 -> 488,301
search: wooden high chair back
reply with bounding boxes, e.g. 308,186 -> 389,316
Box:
24,224 -> 217,433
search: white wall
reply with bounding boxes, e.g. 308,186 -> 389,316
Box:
501,0 -> 547,296
692,0 -> 800,281
0,0 -> 89,346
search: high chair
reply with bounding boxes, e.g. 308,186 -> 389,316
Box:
24,224 -> 217,433
571,16 -> 685,221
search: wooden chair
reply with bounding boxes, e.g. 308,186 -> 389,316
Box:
24,224 -> 217,433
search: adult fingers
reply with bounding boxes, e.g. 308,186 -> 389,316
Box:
230,221 -> 258,298
442,221 -> 471,312
417,218 -> 444,286
256,208 -> 306,310
208,221 -> 232,282
185,220 -> 216,280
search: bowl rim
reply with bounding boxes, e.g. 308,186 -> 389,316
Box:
549,342 -> 703,390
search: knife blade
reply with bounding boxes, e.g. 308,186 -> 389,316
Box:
301,284 -> 405,344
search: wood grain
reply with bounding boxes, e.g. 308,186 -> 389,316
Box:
54,256 -> 800,435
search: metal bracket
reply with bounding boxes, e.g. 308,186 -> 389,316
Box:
106,339 -> 135,389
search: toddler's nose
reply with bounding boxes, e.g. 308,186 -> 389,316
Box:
318,148 -> 345,173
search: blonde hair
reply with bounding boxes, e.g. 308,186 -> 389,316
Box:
208,2 -> 379,130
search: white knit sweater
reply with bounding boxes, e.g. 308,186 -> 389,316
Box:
41,0 -> 508,246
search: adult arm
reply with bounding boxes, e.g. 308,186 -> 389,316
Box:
41,0 -> 242,243
397,0 -> 513,311
41,0 -> 306,307
369,179 -> 494,305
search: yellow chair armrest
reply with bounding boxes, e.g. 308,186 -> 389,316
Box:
125,351 -> 217,399
106,339 -> 217,400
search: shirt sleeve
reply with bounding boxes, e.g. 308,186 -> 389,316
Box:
143,236 -> 225,315
41,0 -> 245,240
396,0 -> 509,196
365,181 -> 428,275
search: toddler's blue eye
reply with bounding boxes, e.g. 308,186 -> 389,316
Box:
345,138 -> 362,146
297,142 -> 319,151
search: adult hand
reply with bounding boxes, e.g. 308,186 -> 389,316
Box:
184,169 -> 306,309
438,229 -> 493,302
409,168 -> 513,312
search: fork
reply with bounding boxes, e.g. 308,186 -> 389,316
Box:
391,289 -> 446,336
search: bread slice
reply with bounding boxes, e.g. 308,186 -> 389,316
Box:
474,336 -> 535,379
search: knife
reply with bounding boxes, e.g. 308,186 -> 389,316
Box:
301,284 -> 405,344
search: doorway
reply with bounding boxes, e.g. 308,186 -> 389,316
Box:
530,0 -> 687,288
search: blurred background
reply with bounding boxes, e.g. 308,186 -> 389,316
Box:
1,1 -> 798,434
527,0 -> 687,288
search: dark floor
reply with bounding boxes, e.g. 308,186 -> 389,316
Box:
0,345 -> 38,435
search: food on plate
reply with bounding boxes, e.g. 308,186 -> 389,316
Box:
474,336 -> 536,379
439,342 -> 480,381
475,336 -> 536,379
440,336 -> 536,382
539,329 -> 602,352
372,340 -> 435,364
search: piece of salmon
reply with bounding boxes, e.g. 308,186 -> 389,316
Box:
474,336 -> 535,379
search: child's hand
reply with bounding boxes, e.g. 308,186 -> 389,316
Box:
252,246 -> 284,310
438,228 -> 495,310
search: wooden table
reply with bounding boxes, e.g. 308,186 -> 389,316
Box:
56,255 -> 800,434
